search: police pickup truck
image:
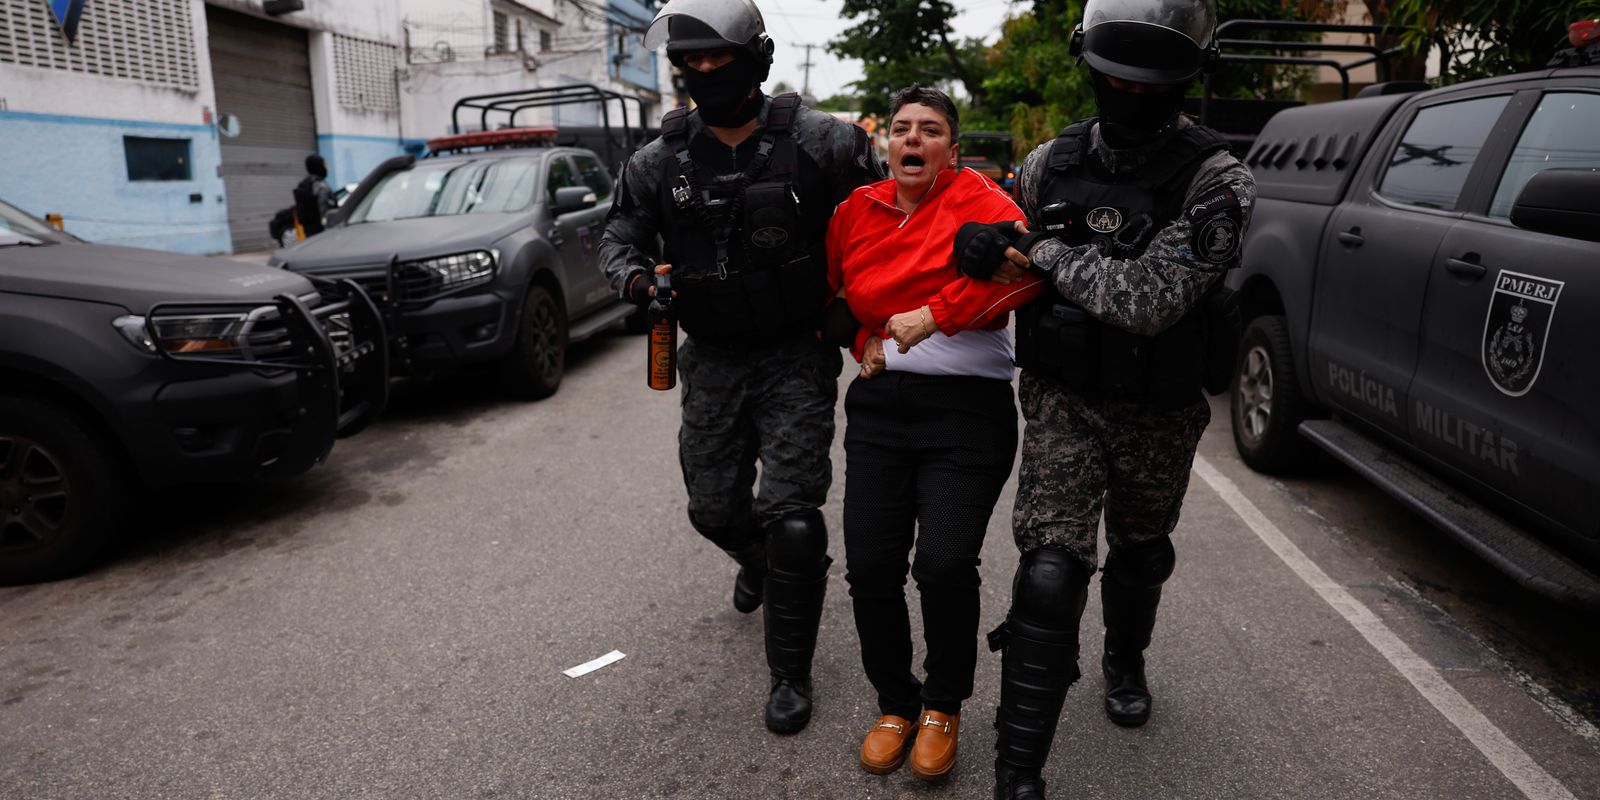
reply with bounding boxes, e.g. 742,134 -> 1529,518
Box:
1,198 -> 387,583
1226,23 -> 1600,606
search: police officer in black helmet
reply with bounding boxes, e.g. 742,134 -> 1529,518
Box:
599,0 -> 881,734
952,0 -> 1256,796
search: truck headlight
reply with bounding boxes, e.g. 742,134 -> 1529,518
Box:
112,306 -> 289,359
404,250 -> 497,295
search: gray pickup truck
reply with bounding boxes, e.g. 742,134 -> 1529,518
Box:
1225,41 -> 1600,605
1,198 -> 387,583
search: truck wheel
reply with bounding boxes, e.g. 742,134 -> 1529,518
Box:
500,283 -> 566,399
0,397 -> 128,583
1231,315 -> 1312,474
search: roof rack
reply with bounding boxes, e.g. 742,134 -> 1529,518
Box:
449,84 -> 648,172
1198,20 -> 1441,151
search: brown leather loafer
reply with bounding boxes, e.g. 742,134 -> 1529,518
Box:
859,714 -> 916,774
909,711 -> 960,781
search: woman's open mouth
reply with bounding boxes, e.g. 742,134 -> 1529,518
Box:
899,154 -> 927,174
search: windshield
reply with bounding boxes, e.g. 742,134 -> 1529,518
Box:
346,157 -> 541,224
0,198 -> 73,246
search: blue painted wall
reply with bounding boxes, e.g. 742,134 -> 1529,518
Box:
609,0 -> 658,92
0,111 -> 231,255
316,133 -> 414,190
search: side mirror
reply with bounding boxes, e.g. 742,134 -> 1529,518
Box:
552,185 -> 598,216
1509,168 -> 1600,242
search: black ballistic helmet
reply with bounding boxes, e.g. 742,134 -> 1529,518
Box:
645,0 -> 776,81
1069,0 -> 1219,85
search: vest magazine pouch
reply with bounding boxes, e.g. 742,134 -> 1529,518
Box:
1017,302 -> 1096,384
1098,326 -> 1149,397
676,271 -> 755,339
743,181 -> 804,265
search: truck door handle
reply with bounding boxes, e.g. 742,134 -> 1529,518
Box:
548,229 -> 565,247
1336,228 -> 1364,247
1445,256 -> 1487,280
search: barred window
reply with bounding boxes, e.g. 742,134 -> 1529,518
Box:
0,0 -> 199,90
333,34 -> 399,113
492,11 -> 508,53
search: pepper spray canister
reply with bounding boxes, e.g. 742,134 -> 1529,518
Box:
647,265 -> 677,391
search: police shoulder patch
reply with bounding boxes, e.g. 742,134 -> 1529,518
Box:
1187,185 -> 1244,266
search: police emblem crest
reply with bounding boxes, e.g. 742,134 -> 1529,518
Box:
1482,270 -> 1563,396
1195,214 -> 1240,264
1086,207 -> 1123,233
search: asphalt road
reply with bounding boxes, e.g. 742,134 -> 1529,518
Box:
3,327 -> 1597,800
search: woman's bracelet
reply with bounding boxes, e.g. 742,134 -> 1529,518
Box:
919,306 -> 932,335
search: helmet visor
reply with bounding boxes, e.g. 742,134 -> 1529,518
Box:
1083,0 -> 1216,50
644,0 -> 767,51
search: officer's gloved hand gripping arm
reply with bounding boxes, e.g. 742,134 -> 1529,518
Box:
1017,146 -> 1254,338
599,153 -> 667,306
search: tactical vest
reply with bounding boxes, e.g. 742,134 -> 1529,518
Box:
1015,118 -> 1234,408
657,93 -> 829,340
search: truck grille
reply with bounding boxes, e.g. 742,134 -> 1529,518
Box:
315,265 -> 441,307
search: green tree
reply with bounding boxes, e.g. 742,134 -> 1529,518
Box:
1388,0 -> 1599,82
813,93 -> 864,113
828,0 -> 991,113
970,0 -> 1342,157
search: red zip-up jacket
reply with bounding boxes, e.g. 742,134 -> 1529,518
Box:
826,167 -> 1044,361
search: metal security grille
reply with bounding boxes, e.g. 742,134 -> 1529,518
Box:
0,0 -> 199,90
333,34 -> 398,112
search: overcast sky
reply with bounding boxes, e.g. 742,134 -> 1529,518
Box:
758,0 -> 1025,102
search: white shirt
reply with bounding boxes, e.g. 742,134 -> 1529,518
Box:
881,328 -> 1015,381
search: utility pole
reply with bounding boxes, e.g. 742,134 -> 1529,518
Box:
801,43 -> 816,98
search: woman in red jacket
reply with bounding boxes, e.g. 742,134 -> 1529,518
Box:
827,85 -> 1042,781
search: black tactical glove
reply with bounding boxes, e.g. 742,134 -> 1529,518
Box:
819,297 -> 861,348
625,269 -> 655,306
954,221 -> 1022,280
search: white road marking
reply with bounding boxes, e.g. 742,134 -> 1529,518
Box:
563,650 -> 626,678
1193,456 -> 1578,800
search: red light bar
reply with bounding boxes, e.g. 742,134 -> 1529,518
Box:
1573,20 -> 1599,47
428,127 -> 558,153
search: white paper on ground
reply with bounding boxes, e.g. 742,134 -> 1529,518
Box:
562,650 -> 626,678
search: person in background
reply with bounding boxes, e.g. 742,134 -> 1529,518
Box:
826,84 -> 1041,782
293,153 -> 335,239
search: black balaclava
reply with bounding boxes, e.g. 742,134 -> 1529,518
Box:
681,54 -> 763,128
305,154 -> 328,179
1090,71 -> 1187,149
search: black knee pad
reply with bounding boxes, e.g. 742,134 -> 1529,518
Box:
1010,547 -> 1094,630
766,510 -> 828,571
1103,537 -> 1175,590
690,515 -> 761,551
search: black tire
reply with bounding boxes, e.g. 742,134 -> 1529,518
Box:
1231,315 -> 1314,474
0,396 -> 128,583
499,283 -> 567,399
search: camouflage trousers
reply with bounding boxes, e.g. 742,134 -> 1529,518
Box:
678,333 -> 843,547
1011,372 -> 1211,569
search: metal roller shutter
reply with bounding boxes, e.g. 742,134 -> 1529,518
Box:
207,6 -> 316,253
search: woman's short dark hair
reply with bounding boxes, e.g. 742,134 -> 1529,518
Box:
888,84 -> 959,142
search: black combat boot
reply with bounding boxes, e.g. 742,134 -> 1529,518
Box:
763,511 -> 831,734
1101,579 -> 1162,727
991,549 -> 1090,800
763,560 -> 828,733
723,538 -> 767,614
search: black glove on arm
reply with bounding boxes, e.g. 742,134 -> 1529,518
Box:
625,269 -> 654,305
954,221 -> 1022,280
820,297 -> 861,348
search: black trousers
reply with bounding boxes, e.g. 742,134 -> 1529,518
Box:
843,371 -> 1019,719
